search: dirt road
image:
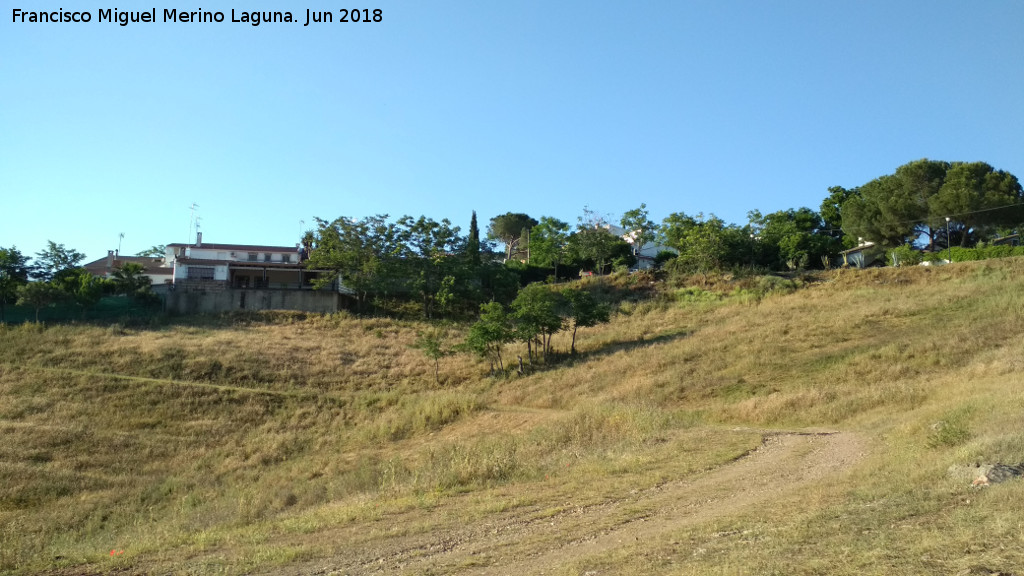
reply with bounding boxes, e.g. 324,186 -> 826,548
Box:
297,430 -> 865,575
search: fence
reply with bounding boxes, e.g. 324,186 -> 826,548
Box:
0,296 -> 163,325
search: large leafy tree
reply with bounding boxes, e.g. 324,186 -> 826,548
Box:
568,226 -> 630,274
511,283 -> 565,362
838,158 -> 1020,249
0,246 -> 32,322
569,208 -> 634,274
16,281 -> 61,322
561,287 -> 610,355
620,203 -> 657,258
662,212 -> 747,275
819,186 -> 858,247
529,217 -> 571,276
33,241 -> 84,282
55,268 -> 106,314
929,162 -> 1024,246
841,174 -> 920,247
464,301 -> 515,372
397,215 -> 463,318
306,215 -> 403,311
658,212 -> 703,249
487,212 -> 537,262
750,208 -> 840,270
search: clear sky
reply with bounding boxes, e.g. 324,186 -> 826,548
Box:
2,1 -> 1023,263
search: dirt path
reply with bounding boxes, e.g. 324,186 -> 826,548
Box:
295,430 -> 866,576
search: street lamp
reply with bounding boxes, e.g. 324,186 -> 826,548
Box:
945,217 -> 951,263
750,233 -> 755,268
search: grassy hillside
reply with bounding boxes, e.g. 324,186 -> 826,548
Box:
3,260 -> 1024,575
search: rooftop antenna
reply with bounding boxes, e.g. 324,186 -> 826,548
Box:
188,202 -> 200,244
117,232 -> 124,255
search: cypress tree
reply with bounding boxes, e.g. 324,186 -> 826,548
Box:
467,210 -> 481,266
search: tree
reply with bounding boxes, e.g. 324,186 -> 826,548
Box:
16,282 -> 61,322
0,247 -> 32,322
819,186 -> 858,247
413,327 -> 450,384
659,212 -> 699,248
529,217 -> 570,277
111,262 -> 153,299
929,162 -> 1024,246
620,203 -> 657,259
306,215 -> 403,311
561,288 -> 610,355
510,283 -> 564,362
464,301 -> 515,372
665,213 -> 747,276
466,210 -> 481,267
397,215 -> 463,318
841,174 -> 915,247
53,268 -> 105,314
749,208 -> 841,270
895,159 -> 950,249
839,159 -> 1023,249
33,241 -> 85,282
135,245 -> 166,258
487,213 -> 537,262
568,211 -> 634,274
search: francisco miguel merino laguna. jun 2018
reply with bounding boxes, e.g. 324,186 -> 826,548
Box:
10,7 -> 383,26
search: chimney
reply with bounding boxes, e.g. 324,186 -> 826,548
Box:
107,250 -> 115,268
196,231 -> 203,247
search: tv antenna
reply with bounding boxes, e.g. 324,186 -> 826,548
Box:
188,202 -> 200,244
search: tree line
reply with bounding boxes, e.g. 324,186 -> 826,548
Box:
298,157 -> 1024,317
5,158 -> 1020,324
0,241 -> 156,322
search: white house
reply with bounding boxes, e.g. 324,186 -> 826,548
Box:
165,234 -> 321,289
601,224 -> 676,270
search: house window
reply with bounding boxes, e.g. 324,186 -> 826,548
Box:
263,253 -> 272,262
282,254 -> 292,263
248,252 -> 258,262
186,266 -> 215,280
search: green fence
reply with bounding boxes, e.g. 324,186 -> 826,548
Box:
0,296 -> 163,325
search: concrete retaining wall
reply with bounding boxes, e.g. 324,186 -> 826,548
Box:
164,287 -> 343,315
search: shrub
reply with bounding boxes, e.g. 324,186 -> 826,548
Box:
675,287 -> 721,305
755,275 -> 798,296
886,245 -> 923,267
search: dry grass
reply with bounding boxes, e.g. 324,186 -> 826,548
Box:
4,259 -> 1024,574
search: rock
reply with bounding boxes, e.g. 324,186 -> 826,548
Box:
969,463 -> 1024,487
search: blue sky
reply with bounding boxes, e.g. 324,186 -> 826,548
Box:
2,1 -> 1023,262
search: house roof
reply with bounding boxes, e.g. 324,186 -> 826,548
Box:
838,242 -> 876,255
167,242 -> 300,252
83,255 -> 171,275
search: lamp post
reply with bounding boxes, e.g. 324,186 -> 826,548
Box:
945,217 -> 951,263
750,233 -> 755,268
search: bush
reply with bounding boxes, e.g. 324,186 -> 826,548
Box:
755,275 -> 798,296
946,245 -> 1024,263
886,245 -> 923,267
675,287 -> 721,305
